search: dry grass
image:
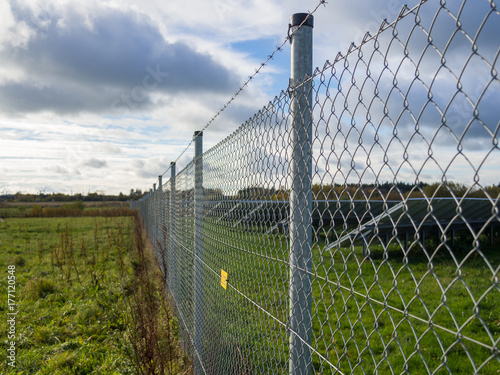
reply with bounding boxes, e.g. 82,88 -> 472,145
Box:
124,215 -> 192,375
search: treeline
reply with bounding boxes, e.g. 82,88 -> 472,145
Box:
234,182 -> 500,200
316,182 -> 500,200
4,182 -> 500,204
0,189 -> 147,203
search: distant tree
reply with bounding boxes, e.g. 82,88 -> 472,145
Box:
85,192 -> 103,201
422,182 -> 469,198
129,189 -> 146,200
118,192 -> 127,201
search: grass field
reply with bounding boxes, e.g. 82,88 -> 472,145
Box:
0,212 -> 190,374
15,204 -> 495,374
0,201 -> 132,219
308,236 -> 500,374
170,218 -> 500,374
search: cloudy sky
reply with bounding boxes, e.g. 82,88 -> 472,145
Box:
0,0 -> 498,195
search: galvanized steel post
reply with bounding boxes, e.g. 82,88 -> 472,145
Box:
193,131 -> 204,374
149,188 -> 153,238
153,183 -> 158,261
169,162 -> 176,298
289,12 -> 314,375
158,175 -> 164,276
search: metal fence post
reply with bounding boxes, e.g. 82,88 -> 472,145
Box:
148,189 -> 152,239
193,131 -> 204,374
169,162 -> 176,298
153,183 -> 158,261
289,12 -> 313,375
158,175 -> 165,276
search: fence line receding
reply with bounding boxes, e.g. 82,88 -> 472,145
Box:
132,1 -> 500,374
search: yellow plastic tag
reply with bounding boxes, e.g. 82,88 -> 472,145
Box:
220,269 -> 228,289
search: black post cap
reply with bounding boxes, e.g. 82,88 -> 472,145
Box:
290,13 -> 314,28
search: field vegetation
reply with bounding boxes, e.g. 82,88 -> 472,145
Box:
0,209 -> 190,374
0,201 -> 133,219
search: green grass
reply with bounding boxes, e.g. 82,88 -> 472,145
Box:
309,236 -> 500,375
181,219 -> 500,374
0,216 -> 135,374
0,215 -> 189,374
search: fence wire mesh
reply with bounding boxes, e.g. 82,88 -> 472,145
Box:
132,1 -> 500,373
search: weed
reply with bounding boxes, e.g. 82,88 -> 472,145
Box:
13,255 -> 26,267
27,278 -> 58,299
121,216 -> 192,375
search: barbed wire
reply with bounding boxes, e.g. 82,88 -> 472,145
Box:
159,0 -> 328,179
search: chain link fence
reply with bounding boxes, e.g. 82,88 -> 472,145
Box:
132,1 -> 499,373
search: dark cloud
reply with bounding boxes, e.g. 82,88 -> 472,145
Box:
0,80 -> 124,114
82,158 -> 107,169
45,165 -> 70,174
1,3 -> 239,115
